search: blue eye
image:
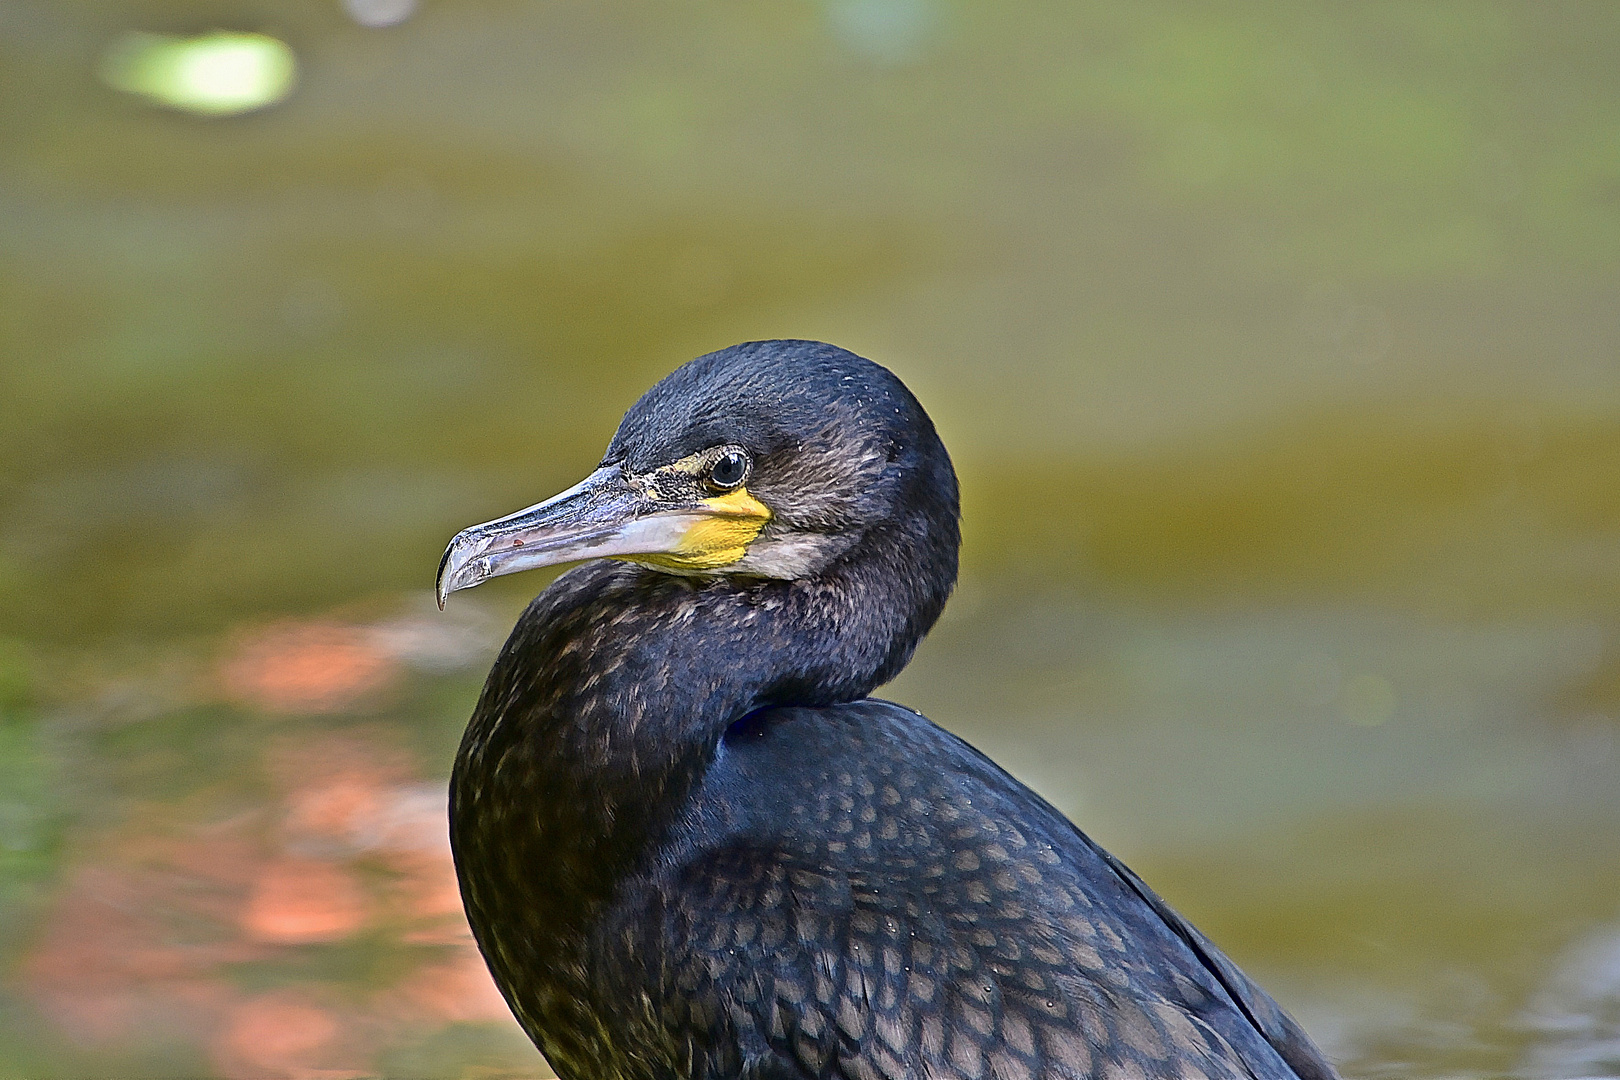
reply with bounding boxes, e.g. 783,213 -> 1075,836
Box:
709,449 -> 749,488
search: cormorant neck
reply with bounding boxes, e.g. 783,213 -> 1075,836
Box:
450,526 -> 954,936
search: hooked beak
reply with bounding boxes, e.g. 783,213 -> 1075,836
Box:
435,464 -> 771,607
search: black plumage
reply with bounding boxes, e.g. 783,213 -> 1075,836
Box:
440,340 -> 1338,1080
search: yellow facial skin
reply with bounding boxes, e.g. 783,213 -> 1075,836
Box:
629,486 -> 773,572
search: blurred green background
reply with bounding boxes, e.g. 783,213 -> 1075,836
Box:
4,2 -> 1620,1077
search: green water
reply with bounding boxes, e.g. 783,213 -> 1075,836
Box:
3,2 -> 1620,1076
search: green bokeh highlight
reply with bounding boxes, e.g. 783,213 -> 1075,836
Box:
99,31 -> 296,117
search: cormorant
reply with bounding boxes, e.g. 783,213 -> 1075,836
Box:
437,340 -> 1337,1080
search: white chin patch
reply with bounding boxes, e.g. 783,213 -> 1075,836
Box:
730,533 -> 849,579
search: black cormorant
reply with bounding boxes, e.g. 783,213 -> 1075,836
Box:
437,340 -> 1337,1080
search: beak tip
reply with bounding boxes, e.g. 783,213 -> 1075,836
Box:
434,540 -> 458,611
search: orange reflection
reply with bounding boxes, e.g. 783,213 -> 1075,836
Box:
213,992 -> 357,1080
221,621 -> 401,713
21,720 -> 530,1076
391,953 -> 514,1025
243,858 -> 368,944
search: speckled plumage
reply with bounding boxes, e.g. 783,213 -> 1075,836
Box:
447,341 -> 1338,1080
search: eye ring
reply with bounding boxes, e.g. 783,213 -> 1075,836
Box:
707,448 -> 750,490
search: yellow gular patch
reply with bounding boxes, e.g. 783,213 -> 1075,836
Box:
639,487 -> 772,571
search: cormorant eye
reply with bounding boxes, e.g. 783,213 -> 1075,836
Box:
707,449 -> 750,489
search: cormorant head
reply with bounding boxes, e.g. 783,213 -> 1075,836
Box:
437,340 -> 959,606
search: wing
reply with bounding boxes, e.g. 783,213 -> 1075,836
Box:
1089,849 -> 1337,1080
939,723 -> 1339,1080
660,844 -> 1268,1080
631,700 -> 1336,1080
